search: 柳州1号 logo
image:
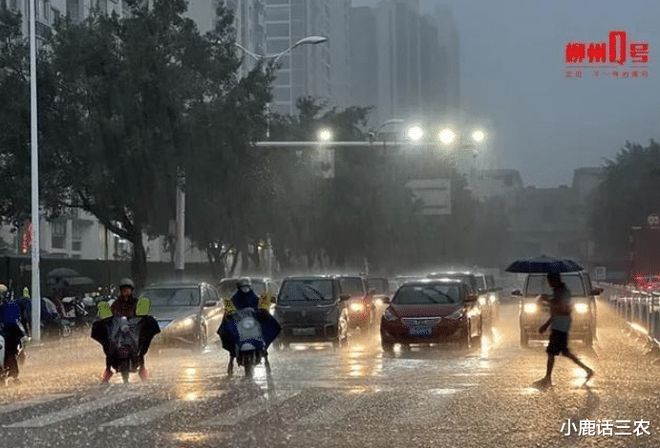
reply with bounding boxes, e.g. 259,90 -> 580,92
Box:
565,30 -> 649,79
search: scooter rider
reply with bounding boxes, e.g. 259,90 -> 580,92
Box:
101,278 -> 148,382
0,284 -> 26,382
219,278 -> 280,373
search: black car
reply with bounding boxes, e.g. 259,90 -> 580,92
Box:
273,276 -> 350,348
141,282 -> 224,350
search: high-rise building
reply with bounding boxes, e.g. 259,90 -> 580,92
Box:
264,0 -> 349,115
350,0 -> 460,127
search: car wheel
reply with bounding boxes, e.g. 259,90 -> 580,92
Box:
472,319 -> 483,344
381,341 -> 394,353
520,330 -> 529,347
462,324 -> 472,348
193,324 -> 207,352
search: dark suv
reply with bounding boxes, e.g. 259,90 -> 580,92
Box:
273,276 -> 350,348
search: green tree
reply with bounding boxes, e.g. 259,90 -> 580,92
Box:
41,1 -> 269,287
0,7 -> 31,225
590,140 -> 660,260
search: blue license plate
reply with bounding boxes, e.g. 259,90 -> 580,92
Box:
410,326 -> 432,337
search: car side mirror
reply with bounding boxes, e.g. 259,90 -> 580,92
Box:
339,294 -> 351,301
203,300 -> 219,308
591,288 -> 603,296
511,289 -> 522,296
465,294 -> 478,303
381,297 -> 391,304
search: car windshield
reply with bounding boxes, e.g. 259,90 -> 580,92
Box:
525,275 -> 586,296
367,278 -> 389,294
393,284 -> 462,305
218,279 -> 266,298
279,280 -> 335,303
339,278 -> 365,296
141,287 -> 200,307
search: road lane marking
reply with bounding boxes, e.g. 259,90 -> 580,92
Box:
0,394 -> 72,415
100,400 -> 184,427
5,392 -> 137,428
295,392 -> 371,425
199,390 -> 300,427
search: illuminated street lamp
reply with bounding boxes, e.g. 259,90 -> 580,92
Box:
406,125 -> 424,142
438,128 -> 457,145
471,129 -> 486,143
317,128 -> 333,142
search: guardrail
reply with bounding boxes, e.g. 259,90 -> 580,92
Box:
601,284 -> 660,353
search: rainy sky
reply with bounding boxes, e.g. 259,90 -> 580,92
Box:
353,0 -> 660,186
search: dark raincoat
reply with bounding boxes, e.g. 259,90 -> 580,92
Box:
90,296 -> 160,368
217,289 -> 281,356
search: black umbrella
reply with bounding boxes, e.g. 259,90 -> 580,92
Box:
505,255 -> 583,274
46,268 -> 81,279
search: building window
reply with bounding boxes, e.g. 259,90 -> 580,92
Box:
266,5 -> 289,22
71,220 -> 82,252
266,22 -> 290,36
51,220 -> 66,250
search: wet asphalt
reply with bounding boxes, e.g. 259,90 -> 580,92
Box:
0,301 -> 658,448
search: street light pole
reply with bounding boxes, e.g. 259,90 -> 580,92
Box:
234,36 -> 328,139
29,0 -> 42,341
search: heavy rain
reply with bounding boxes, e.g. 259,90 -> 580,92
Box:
0,1 -> 659,447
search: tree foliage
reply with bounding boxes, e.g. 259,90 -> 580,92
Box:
590,140 -> 660,259
38,1 -> 270,286
0,8 -> 31,224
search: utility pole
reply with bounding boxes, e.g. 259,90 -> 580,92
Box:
174,168 -> 185,280
29,0 -> 42,341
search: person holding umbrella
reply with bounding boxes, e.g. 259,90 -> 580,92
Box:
506,256 -> 594,388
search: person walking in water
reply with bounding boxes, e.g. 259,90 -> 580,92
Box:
534,273 -> 594,388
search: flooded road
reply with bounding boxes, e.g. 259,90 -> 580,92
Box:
1,302 -> 658,448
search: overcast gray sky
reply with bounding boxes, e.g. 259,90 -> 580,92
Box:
352,0 -> 660,186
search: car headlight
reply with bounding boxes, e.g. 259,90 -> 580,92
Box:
349,302 -> 365,313
177,317 -> 195,329
574,303 -> 589,314
523,303 -> 538,314
374,298 -> 384,307
445,308 -> 466,320
488,294 -> 497,304
383,307 -> 399,321
478,296 -> 488,306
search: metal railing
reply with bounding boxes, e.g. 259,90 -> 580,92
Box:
602,284 -> 660,349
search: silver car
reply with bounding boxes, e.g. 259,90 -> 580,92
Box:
141,282 -> 224,351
